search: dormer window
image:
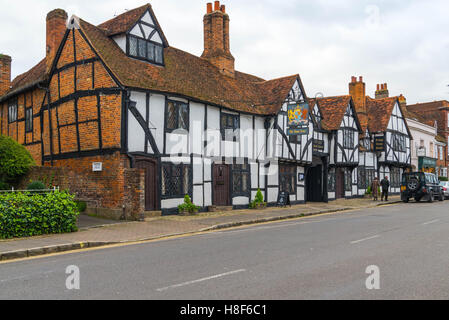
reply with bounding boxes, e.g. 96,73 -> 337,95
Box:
126,10 -> 166,65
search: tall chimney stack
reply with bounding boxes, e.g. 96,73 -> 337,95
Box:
46,9 -> 68,73
201,2 -> 235,77
349,76 -> 366,114
0,55 -> 11,97
375,83 -> 389,99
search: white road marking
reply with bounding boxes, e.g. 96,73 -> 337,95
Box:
350,235 -> 380,244
422,219 -> 440,226
156,269 -> 246,292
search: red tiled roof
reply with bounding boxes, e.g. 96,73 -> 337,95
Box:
310,95 -> 353,131
0,58 -> 47,101
366,96 -> 398,133
98,3 -> 169,46
1,5 -> 300,116
407,100 -> 449,112
79,18 -> 299,115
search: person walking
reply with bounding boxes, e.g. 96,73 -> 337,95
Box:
381,176 -> 390,201
371,177 -> 380,201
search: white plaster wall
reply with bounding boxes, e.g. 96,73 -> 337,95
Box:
193,185 -> 204,207
149,94 -> 165,152
112,35 -> 126,52
233,197 -> 250,206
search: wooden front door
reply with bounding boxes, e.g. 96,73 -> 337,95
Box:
213,164 -> 230,206
306,165 -> 323,202
336,168 -> 345,199
135,159 -> 158,211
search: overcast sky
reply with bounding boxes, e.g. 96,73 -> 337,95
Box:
0,0 -> 448,104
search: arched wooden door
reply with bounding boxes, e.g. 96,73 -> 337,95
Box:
135,158 -> 158,211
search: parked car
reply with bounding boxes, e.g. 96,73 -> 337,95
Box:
440,181 -> 449,199
401,172 -> 444,203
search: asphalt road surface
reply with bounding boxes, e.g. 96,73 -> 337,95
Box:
1,201 -> 449,300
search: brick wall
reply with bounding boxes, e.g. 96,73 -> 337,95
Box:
19,153 -> 145,220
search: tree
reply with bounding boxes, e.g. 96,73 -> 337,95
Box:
0,135 -> 35,182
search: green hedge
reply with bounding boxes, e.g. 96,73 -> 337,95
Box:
0,191 -> 79,239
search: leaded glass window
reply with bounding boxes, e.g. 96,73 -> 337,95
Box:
279,165 -> 296,194
161,163 -> 191,197
8,100 -> 17,123
166,101 -> 189,132
232,163 -> 250,195
221,113 -> 240,141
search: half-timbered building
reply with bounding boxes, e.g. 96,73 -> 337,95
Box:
310,96 -> 362,200
349,77 -> 412,194
0,2 -> 316,217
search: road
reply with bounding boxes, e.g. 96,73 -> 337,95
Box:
1,202 -> 449,300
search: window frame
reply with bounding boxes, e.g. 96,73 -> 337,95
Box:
8,100 -> 18,124
220,113 -> 240,142
279,164 -> 297,195
127,34 -> 165,66
165,100 -> 189,133
231,161 -> 251,197
343,129 -> 355,149
328,167 -> 336,192
25,107 -> 33,133
161,163 -> 192,199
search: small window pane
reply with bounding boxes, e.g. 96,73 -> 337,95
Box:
167,102 -> 177,130
129,37 -> 138,56
155,46 -> 163,64
147,42 -> 155,61
25,108 -> 33,132
138,39 -> 147,58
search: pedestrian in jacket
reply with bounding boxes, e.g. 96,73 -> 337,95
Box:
371,177 -> 380,201
381,176 -> 390,201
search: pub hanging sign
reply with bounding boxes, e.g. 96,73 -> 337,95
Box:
287,102 -> 309,136
374,136 -> 385,152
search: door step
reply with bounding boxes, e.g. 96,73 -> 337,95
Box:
143,211 -> 162,219
208,206 -> 233,212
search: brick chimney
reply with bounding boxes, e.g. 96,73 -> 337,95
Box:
398,94 -> 407,109
201,1 -> 235,77
375,83 -> 389,99
0,55 -> 11,96
349,76 -> 366,113
46,9 -> 68,73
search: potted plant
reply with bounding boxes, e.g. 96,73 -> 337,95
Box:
178,195 -> 200,216
250,189 -> 267,209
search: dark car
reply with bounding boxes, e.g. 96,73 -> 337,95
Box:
401,172 -> 445,203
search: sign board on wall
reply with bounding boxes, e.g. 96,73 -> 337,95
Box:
374,136 -> 385,152
287,103 -> 309,136
313,139 -> 325,153
92,162 -> 103,172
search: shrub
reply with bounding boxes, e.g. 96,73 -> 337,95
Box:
178,195 -> 200,214
0,135 -> 35,182
366,186 -> 372,195
0,191 -> 79,239
250,189 -> 266,209
0,181 -> 10,191
439,177 -> 448,182
75,200 -> 87,213
27,181 -> 46,190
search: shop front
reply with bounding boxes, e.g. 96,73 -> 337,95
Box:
418,157 -> 437,173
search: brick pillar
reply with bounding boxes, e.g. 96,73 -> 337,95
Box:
0,55 -> 11,96
46,9 -> 68,74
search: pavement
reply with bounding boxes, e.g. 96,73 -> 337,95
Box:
0,196 -> 401,261
1,199 -> 448,300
